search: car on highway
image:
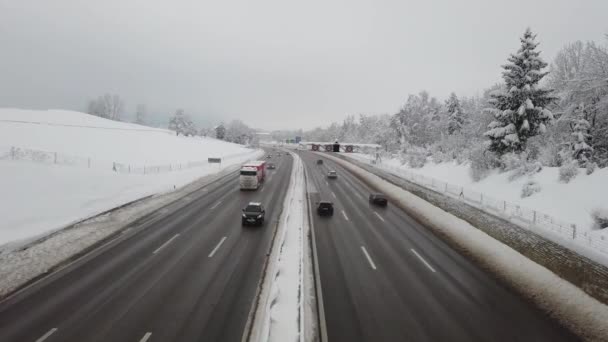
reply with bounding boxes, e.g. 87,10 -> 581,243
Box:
242,202 -> 265,226
317,201 -> 334,216
327,170 -> 337,179
266,154 -> 272,158
267,163 -> 276,169
316,159 -> 323,165
369,193 -> 388,206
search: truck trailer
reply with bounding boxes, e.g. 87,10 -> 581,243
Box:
239,161 -> 266,190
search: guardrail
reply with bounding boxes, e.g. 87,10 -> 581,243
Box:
0,146 -> 255,175
353,155 -> 608,258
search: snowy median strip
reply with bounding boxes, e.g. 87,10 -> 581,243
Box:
248,151 -> 313,342
323,152 -> 608,341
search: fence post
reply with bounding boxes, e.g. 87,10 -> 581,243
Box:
112,162 -> 117,172
480,193 -> 483,205
444,183 -> 448,193
533,210 -> 536,224
54,152 -> 57,164
503,200 -> 506,212
572,224 -> 577,239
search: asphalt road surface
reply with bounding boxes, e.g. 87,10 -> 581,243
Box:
300,150 -> 578,342
0,150 -> 292,342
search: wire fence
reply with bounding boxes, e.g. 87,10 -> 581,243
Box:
357,156 -> 608,258
0,146 -> 255,175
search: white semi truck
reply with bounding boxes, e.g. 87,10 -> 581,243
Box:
239,161 -> 266,190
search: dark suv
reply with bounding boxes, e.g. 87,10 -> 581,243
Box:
317,201 -> 334,216
369,193 -> 388,206
242,202 -> 265,226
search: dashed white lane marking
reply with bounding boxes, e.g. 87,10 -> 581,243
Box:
341,210 -> 349,221
411,249 -> 437,273
153,234 -> 180,254
331,191 -> 337,198
210,200 -> 222,210
208,236 -> 227,258
139,332 -> 152,342
361,246 -> 377,270
35,328 -> 57,342
373,211 -> 385,222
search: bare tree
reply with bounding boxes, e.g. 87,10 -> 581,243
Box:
135,104 -> 147,125
87,93 -> 125,121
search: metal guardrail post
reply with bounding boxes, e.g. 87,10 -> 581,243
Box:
572,224 -> 577,239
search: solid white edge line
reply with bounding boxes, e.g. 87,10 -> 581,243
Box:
153,234 -> 180,254
373,211 -> 385,222
35,328 -> 58,342
208,236 -> 227,258
331,191 -> 337,198
139,332 -> 152,342
411,248 -> 437,273
210,200 -> 222,210
341,210 -> 349,221
361,246 -> 377,270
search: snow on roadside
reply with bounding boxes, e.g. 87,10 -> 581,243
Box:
250,151 -> 310,342
326,153 -> 608,341
348,153 -> 608,232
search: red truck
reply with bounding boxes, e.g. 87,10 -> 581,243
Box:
239,161 -> 266,190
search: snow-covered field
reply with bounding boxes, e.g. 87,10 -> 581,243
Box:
349,153 -> 608,233
0,108 -> 258,248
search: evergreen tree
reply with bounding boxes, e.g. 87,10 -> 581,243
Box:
446,92 -> 465,135
570,104 -> 593,166
484,28 -> 555,154
215,124 -> 226,140
135,104 -> 147,125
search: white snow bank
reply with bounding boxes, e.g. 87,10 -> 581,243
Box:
349,153 -> 608,232
0,108 -> 258,247
250,151 -> 310,342
327,153 -> 608,341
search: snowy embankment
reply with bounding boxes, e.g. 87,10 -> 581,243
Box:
324,153 -> 608,341
249,151 -> 314,342
350,153 -> 607,233
0,108 -> 258,249
348,153 -> 608,264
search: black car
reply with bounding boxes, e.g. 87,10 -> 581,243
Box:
317,201 -> 334,216
369,193 -> 388,206
242,202 -> 265,226
267,163 -> 276,169
316,159 -> 323,165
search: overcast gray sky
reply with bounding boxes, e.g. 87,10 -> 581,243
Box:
1,0 -> 607,130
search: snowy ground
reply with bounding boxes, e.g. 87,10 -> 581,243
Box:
349,153 -> 608,233
0,108 -> 257,249
325,152 -> 608,341
250,150 -> 312,342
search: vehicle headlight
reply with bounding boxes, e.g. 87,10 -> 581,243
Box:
257,214 -> 263,218
242,213 -> 247,218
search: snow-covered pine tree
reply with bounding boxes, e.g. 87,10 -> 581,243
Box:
484,28 -> 555,155
570,104 -> 593,166
446,92 -> 465,135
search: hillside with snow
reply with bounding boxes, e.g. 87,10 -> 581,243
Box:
0,109 -> 259,248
